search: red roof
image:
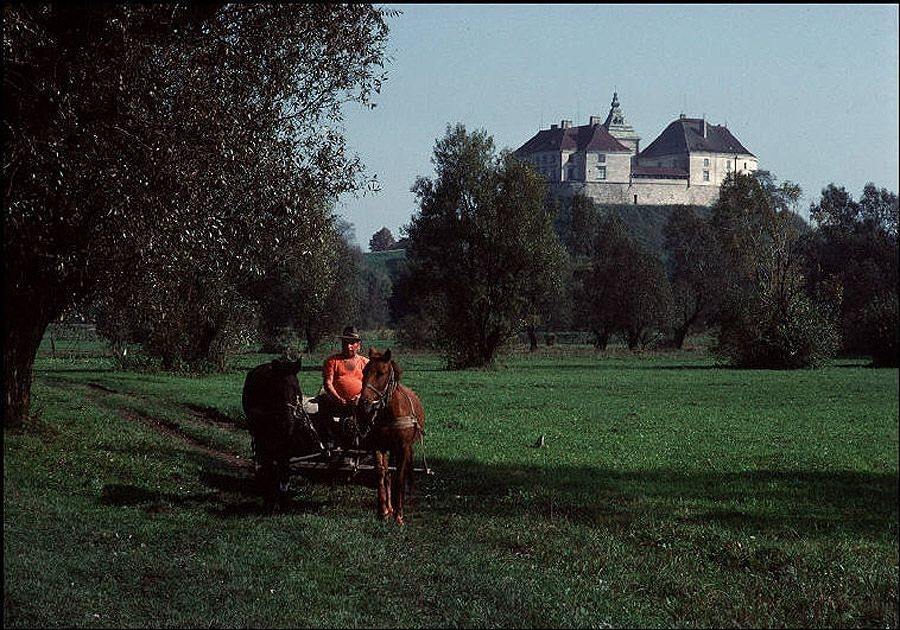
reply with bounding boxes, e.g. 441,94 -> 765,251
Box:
514,123 -> 630,155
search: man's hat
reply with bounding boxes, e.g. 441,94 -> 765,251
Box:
339,325 -> 362,343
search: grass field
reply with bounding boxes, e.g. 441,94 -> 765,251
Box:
4,334 -> 899,627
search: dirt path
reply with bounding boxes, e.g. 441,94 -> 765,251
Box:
118,406 -> 251,470
41,377 -> 252,471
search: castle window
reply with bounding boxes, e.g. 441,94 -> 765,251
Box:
567,166 -> 576,181
598,154 -> 606,164
743,162 -> 747,170
633,195 -> 638,204
597,166 -> 607,180
703,170 -> 710,182
726,160 -> 731,171
703,158 -> 709,166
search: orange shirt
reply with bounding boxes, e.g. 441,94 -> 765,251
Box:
322,353 -> 369,401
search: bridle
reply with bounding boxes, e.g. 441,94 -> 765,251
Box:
363,362 -> 398,418
360,360 -> 430,474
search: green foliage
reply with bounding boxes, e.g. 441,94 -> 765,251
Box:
578,214 -> 671,350
662,206 -> 727,348
806,183 -> 899,359
3,4 -> 393,424
711,172 -> 837,368
861,291 -> 899,368
357,263 -> 393,330
715,290 -> 840,369
403,124 -> 567,367
368,226 -> 397,252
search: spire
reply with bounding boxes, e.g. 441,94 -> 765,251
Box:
602,92 -> 641,155
604,92 -> 625,128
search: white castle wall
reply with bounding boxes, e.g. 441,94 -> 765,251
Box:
551,180 -> 722,207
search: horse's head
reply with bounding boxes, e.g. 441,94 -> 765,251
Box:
359,347 -> 402,419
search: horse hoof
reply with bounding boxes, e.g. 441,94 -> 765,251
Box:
380,510 -> 393,521
395,515 -> 405,526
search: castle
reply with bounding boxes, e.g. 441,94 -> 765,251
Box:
514,93 -> 758,207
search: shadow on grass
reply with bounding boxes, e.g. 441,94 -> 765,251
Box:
507,362 -> 722,371
416,459 -> 898,539
96,443 -> 898,542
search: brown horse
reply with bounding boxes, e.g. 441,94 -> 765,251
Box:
357,348 -> 425,525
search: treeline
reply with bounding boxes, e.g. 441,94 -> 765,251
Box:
380,125 -> 897,369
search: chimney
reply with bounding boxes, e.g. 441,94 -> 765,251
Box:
702,118 -> 707,137
561,119 -> 572,129
550,123 -> 558,130
589,115 -> 602,126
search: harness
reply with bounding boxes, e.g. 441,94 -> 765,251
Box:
287,394 -> 324,452
363,364 -> 429,470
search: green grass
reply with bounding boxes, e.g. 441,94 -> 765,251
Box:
4,338 -> 898,627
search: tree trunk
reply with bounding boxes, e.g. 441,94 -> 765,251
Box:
593,329 -> 610,351
305,324 -> 321,353
4,294 -> 57,427
672,324 -> 689,349
626,329 -> 641,350
527,326 -> 538,352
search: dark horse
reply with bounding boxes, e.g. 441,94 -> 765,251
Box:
358,348 -> 426,525
241,357 -> 310,507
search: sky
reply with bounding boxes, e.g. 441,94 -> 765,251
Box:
337,4 -> 899,250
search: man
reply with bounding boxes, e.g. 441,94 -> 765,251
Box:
320,326 -> 369,446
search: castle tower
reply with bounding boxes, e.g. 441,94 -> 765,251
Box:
602,92 -> 641,156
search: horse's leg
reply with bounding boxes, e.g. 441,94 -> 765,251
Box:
274,455 -> 290,510
375,450 -> 393,520
392,445 -> 412,525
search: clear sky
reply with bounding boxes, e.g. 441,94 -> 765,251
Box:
338,4 -> 899,250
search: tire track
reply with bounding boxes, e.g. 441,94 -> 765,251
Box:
41,376 -> 252,470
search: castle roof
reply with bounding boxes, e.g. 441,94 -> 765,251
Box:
603,92 -> 640,142
514,123 -> 631,156
640,117 -> 754,158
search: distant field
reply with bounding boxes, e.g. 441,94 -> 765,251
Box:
4,334 -> 898,627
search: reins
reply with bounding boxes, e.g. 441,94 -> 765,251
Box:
287,394 -> 324,452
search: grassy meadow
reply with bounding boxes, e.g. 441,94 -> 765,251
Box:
4,330 -> 899,628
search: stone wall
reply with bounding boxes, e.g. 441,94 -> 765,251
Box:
552,180 -> 721,207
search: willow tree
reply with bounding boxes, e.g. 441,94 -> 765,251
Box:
403,124 -> 567,368
3,4 -> 393,426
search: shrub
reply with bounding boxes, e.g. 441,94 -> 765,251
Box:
715,292 -> 839,369
861,291 -> 899,367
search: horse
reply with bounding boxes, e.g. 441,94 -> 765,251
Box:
357,348 -> 426,525
241,357 -> 311,508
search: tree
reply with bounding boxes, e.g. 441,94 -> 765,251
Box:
617,247 -> 672,350
806,182 -> 898,363
369,227 -> 397,252
563,193 -> 601,259
403,124 -> 567,368
662,206 -> 727,348
711,173 -> 838,368
576,214 -> 631,349
301,221 -> 365,352
358,263 -> 393,330
579,214 -> 670,350
3,4 -> 392,425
